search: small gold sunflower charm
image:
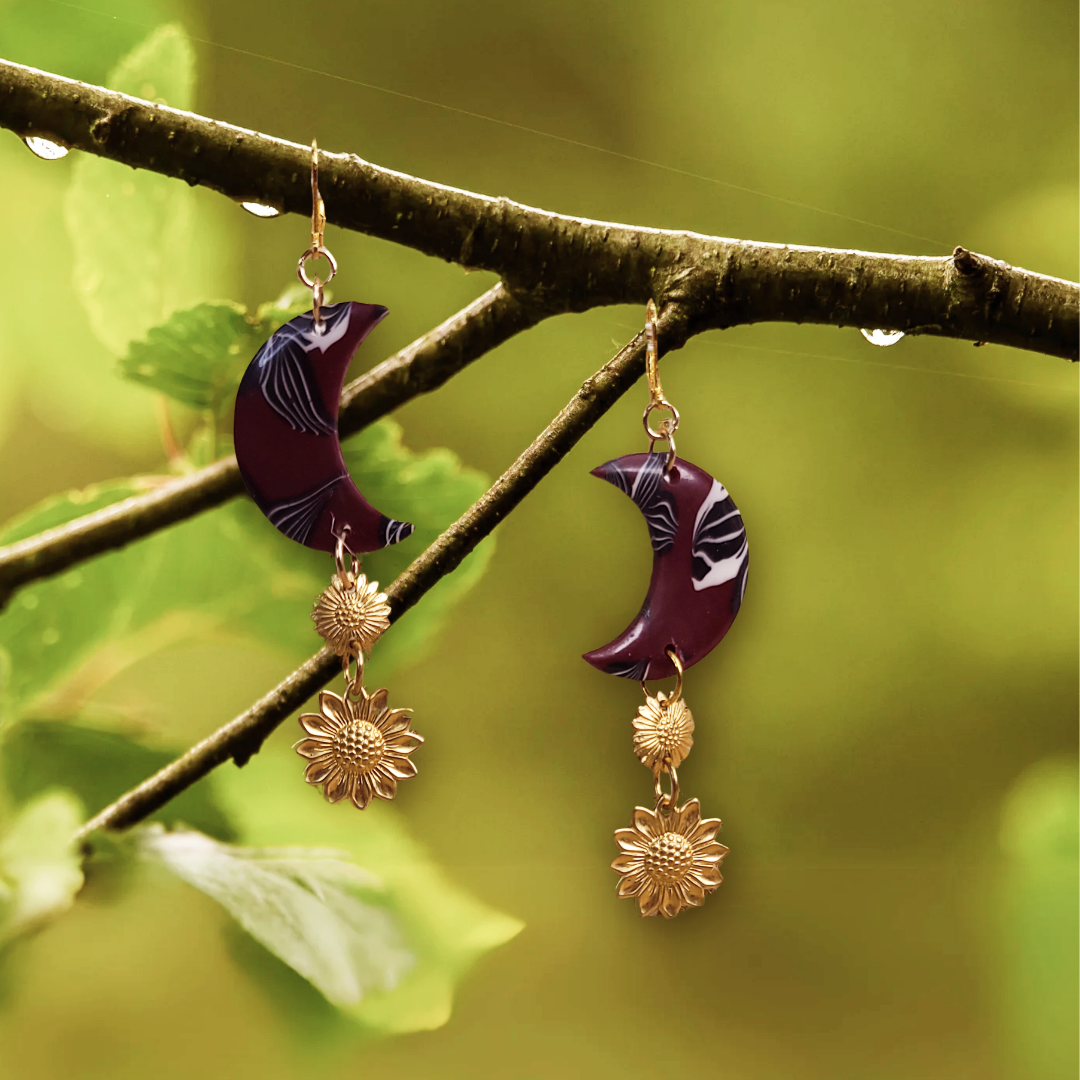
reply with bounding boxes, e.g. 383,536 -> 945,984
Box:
294,686 -> 422,809
632,690 -> 694,770
612,799 -> 728,918
312,571 -> 391,658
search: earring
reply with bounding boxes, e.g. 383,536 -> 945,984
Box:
233,141 -> 422,810
584,300 -> 748,917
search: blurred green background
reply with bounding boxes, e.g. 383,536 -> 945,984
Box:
0,0 -> 1076,1077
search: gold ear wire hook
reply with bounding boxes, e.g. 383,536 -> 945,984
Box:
297,138 -> 338,332
645,298 -> 663,406
310,139 -> 325,252
641,299 -> 680,470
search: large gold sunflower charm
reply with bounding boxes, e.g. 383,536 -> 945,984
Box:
311,571 -> 390,659
632,690 -> 694,770
294,686 -> 422,809
612,799 -> 728,918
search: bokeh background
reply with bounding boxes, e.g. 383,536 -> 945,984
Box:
0,1 -> 1076,1078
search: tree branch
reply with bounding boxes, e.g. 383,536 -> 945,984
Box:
2,59 -> 1075,359
75,310 -> 682,839
0,282 -> 538,607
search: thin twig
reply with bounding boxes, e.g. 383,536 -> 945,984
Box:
74,306 -> 688,840
1,60 -> 1075,358
0,283 -> 539,608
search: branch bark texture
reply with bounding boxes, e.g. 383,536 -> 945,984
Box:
2,59 -> 1076,359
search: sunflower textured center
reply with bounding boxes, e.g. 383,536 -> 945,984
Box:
654,710 -> 685,754
333,719 -> 386,775
643,831 -> 694,885
330,591 -> 374,639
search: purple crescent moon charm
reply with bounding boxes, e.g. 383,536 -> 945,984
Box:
582,451 -> 748,681
233,301 -> 413,554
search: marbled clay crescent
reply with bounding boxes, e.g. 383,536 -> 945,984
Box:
233,300 -> 413,555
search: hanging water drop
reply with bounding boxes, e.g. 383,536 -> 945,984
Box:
860,328 -> 905,347
24,136 -> 69,160
241,201 -> 281,218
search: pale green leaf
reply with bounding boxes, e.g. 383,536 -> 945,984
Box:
138,825 -> 413,1006
119,302 -> 252,412
216,750 -> 523,1033
1000,758 -> 1079,863
0,479 -> 143,546
254,284 -> 317,336
118,286 -> 316,415
0,483 -> 323,724
64,25 -> 203,354
0,421 -> 491,725
0,791 -> 84,942
1,720 -> 234,840
0,0 -> 183,88
995,759 -> 1079,1078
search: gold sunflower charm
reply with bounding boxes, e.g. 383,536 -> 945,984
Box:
632,690 -> 694,770
612,799 -> 728,918
295,685 -> 422,809
311,571 -> 390,659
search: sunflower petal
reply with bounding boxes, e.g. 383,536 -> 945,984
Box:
659,887 -> 683,919
323,771 -> 349,803
697,842 -> 730,863
617,872 -> 647,897
352,777 -> 373,809
677,799 -> 701,833
681,879 -> 706,906
366,687 -> 390,716
293,738 -> 327,760
387,756 -> 418,779
639,887 -> 663,917
389,732 -> 423,753
371,771 -> 397,800
304,761 -> 334,785
690,866 -> 723,889
382,710 -> 414,737
318,691 -> 351,728
688,821 -> 721,845
615,828 -> 645,852
632,806 -> 660,838
299,710 -> 337,737
611,853 -> 643,874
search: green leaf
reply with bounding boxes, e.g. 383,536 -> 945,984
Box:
996,759 -> 1079,1078
117,287 -> 315,415
0,720 -> 234,840
1000,758 -> 1079,863
0,791 -> 84,943
64,25 -> 204,355
119,302 -> 252,412
215,750 -> 523,1034
0,421 -> 491,726
0,479 -> 145,546
138,825 -> 414,1006
0,480 -> 148,722
254,283 -> 317,336
0,476 -> 320,724
0,0 -> 183,89
0,20 -> 230,452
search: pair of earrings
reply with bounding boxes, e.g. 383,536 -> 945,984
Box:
233,146 -> 747,918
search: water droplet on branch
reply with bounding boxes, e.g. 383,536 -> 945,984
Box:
24,136 -> 69,160
241,201 -> 281,218
860,329 -> 905,347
